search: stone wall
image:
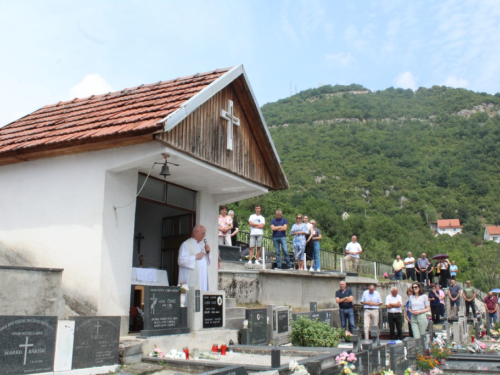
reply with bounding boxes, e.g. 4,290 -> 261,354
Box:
0,265 -> 65,318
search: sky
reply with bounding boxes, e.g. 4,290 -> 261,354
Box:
1,0 -> 500,127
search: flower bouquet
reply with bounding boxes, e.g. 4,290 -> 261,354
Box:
343,330 -> 353,342
430,344 -> 452,364
179,283 -> 189,294
415,355 -> 439,372
335,351 -> 358,374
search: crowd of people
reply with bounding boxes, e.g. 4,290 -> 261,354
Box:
218,204 -> 324,271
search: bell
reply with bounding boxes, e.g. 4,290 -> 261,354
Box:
160,163 -> 170,178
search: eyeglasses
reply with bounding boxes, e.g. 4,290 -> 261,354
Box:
296,216 -> 302,219
412,286 -> 419,289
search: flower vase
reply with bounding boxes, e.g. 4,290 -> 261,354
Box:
180,293 -> 187,307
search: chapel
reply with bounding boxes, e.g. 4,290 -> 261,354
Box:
0,65 -> 288,334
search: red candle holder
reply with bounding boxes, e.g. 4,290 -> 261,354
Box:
183,347 -> 189,360
212,344 -> 219,353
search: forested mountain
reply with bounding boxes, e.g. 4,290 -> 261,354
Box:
230,84 -> 500,291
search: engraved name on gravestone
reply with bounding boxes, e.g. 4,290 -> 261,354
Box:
310,302 -> 317,312
246,308 -> 268,345
70,316 -> 120,370
403,338 -> 418,360
318,311 -> 332,327
277,310 -> 289,334
0,316 -> 57,375
203,294 -> 224,329
144,286 -> 181,330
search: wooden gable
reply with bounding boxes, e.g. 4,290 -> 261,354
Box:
155,75 -> 289,190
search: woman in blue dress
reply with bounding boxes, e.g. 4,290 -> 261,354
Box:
290,214 -> 309,270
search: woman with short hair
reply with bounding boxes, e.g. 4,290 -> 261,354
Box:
408,283 -> 430,339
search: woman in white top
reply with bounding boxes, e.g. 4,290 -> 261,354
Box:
408,282 -> 430,339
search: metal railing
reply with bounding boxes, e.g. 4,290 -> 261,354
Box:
237,231 -> 393,278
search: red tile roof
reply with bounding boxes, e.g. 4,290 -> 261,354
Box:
0,68 -> 231,157
437,219 -> 462,228
486,226 -> 500,235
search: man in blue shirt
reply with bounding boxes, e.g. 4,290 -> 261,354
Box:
335,281 -> 355,332
361,284 -> 382,340
271,209 -> 292,269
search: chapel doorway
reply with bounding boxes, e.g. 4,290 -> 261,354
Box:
129,174 -> 196,332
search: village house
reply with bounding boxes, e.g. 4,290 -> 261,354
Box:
0,65 -> 288,335
435,219 -> 463,237
484,225 -> 500,243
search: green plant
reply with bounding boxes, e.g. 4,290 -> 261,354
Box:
290,316 -> 342,347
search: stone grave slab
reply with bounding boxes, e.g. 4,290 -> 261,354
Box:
267,305 -> 290,346
141,286 -> 189,336
203,365 -> 248,375
246,308 -> 268,345
370,325 -> 380,347
292,312 -> 312,321
70,316 -> 120,370
54,320 -> 75,371
310,302 -> 318,312
0,316 -> 57,375
277,309 -> 289,334
219,244 -> 242,261
203,293 -> 224,329
389,344 -> 407,375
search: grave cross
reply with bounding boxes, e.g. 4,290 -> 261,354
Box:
19,336 -> 34,366
220,100 -> 240,151
135,232 -> 145,254
150,293 -> 158,315
95,321 -> 102,335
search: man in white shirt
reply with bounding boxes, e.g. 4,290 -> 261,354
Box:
360,284 -> 382,339
248,204 -> 265,264
177,225 -> 211,291
404,252 -> 416,281
385,287 -> 403,340
344,235 -> 362,272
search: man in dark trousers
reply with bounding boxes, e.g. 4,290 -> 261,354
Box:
335,281 -> 355,332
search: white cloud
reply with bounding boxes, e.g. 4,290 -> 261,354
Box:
444,76 -> 468,88
69,74 -> 113,99
326,52 -> 356,67
394,71 -> 417,91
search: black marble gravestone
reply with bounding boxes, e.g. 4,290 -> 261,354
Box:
277,310 -> 289,334
0,316 -> 57,375
370,345 -> 387,374
318,311 -> 333,326
70,316 -> 120,369
403,337 -> 418,361
292,312 -> 312,321
351,331 -> 361,353
141,286 -> 189,336
370,325 -> 380,347
356,350 -> 370,375
246,309 -> 268,345
203,294 -> 224,329
310,302 -> 318,312
389,344 -> 407,375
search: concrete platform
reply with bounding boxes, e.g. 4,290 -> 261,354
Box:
123,328 -> 239,355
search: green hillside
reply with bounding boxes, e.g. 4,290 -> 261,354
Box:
230,84 -> 500,291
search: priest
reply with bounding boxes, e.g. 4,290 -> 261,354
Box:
177,224 -> 211,291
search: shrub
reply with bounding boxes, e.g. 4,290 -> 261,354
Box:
290,316 -> 342,347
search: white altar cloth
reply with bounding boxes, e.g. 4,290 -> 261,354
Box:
131,267 -> 169,286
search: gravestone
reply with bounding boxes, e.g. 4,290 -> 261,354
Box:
486,315 -> 491,336
475,321 -> 480,340
292,312 -> 312,321
141,286 -> 189,336
318,311 -> 333,327
370,345 -> 387,374
267,305 -> 290,346
70,316 -> 120,369
219,244 -> 242,261
403,337 -> 418,361
370,325 -> 380,347
453,322 -> 462,344
246,309 -> 268,345
351,331 -> 361,353
420,333 -> 430,353
389,344 -> 407,375
356,350 -> 370,375
444,322 -> 451,343
203,294 -> 224,329
0,316 -> 57,375
428,320 -> 434,338
310,302 -> 318,312
379,308 -> 389,329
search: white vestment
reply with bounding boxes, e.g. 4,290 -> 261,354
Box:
177,238 -> 210,291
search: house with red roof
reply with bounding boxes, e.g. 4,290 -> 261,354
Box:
436,219 -> 463,236
484,226 -> 500,243
0,65 -> 288,334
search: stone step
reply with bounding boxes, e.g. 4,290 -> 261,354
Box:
220,260 -> 273,271
225,317 -> 245,330
226,298 -> 236,308
226,307 -> 246,319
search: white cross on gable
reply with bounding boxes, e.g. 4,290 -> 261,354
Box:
19,336 -> 34,366
220,100 -> 240,151
95,321 -> 101,335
